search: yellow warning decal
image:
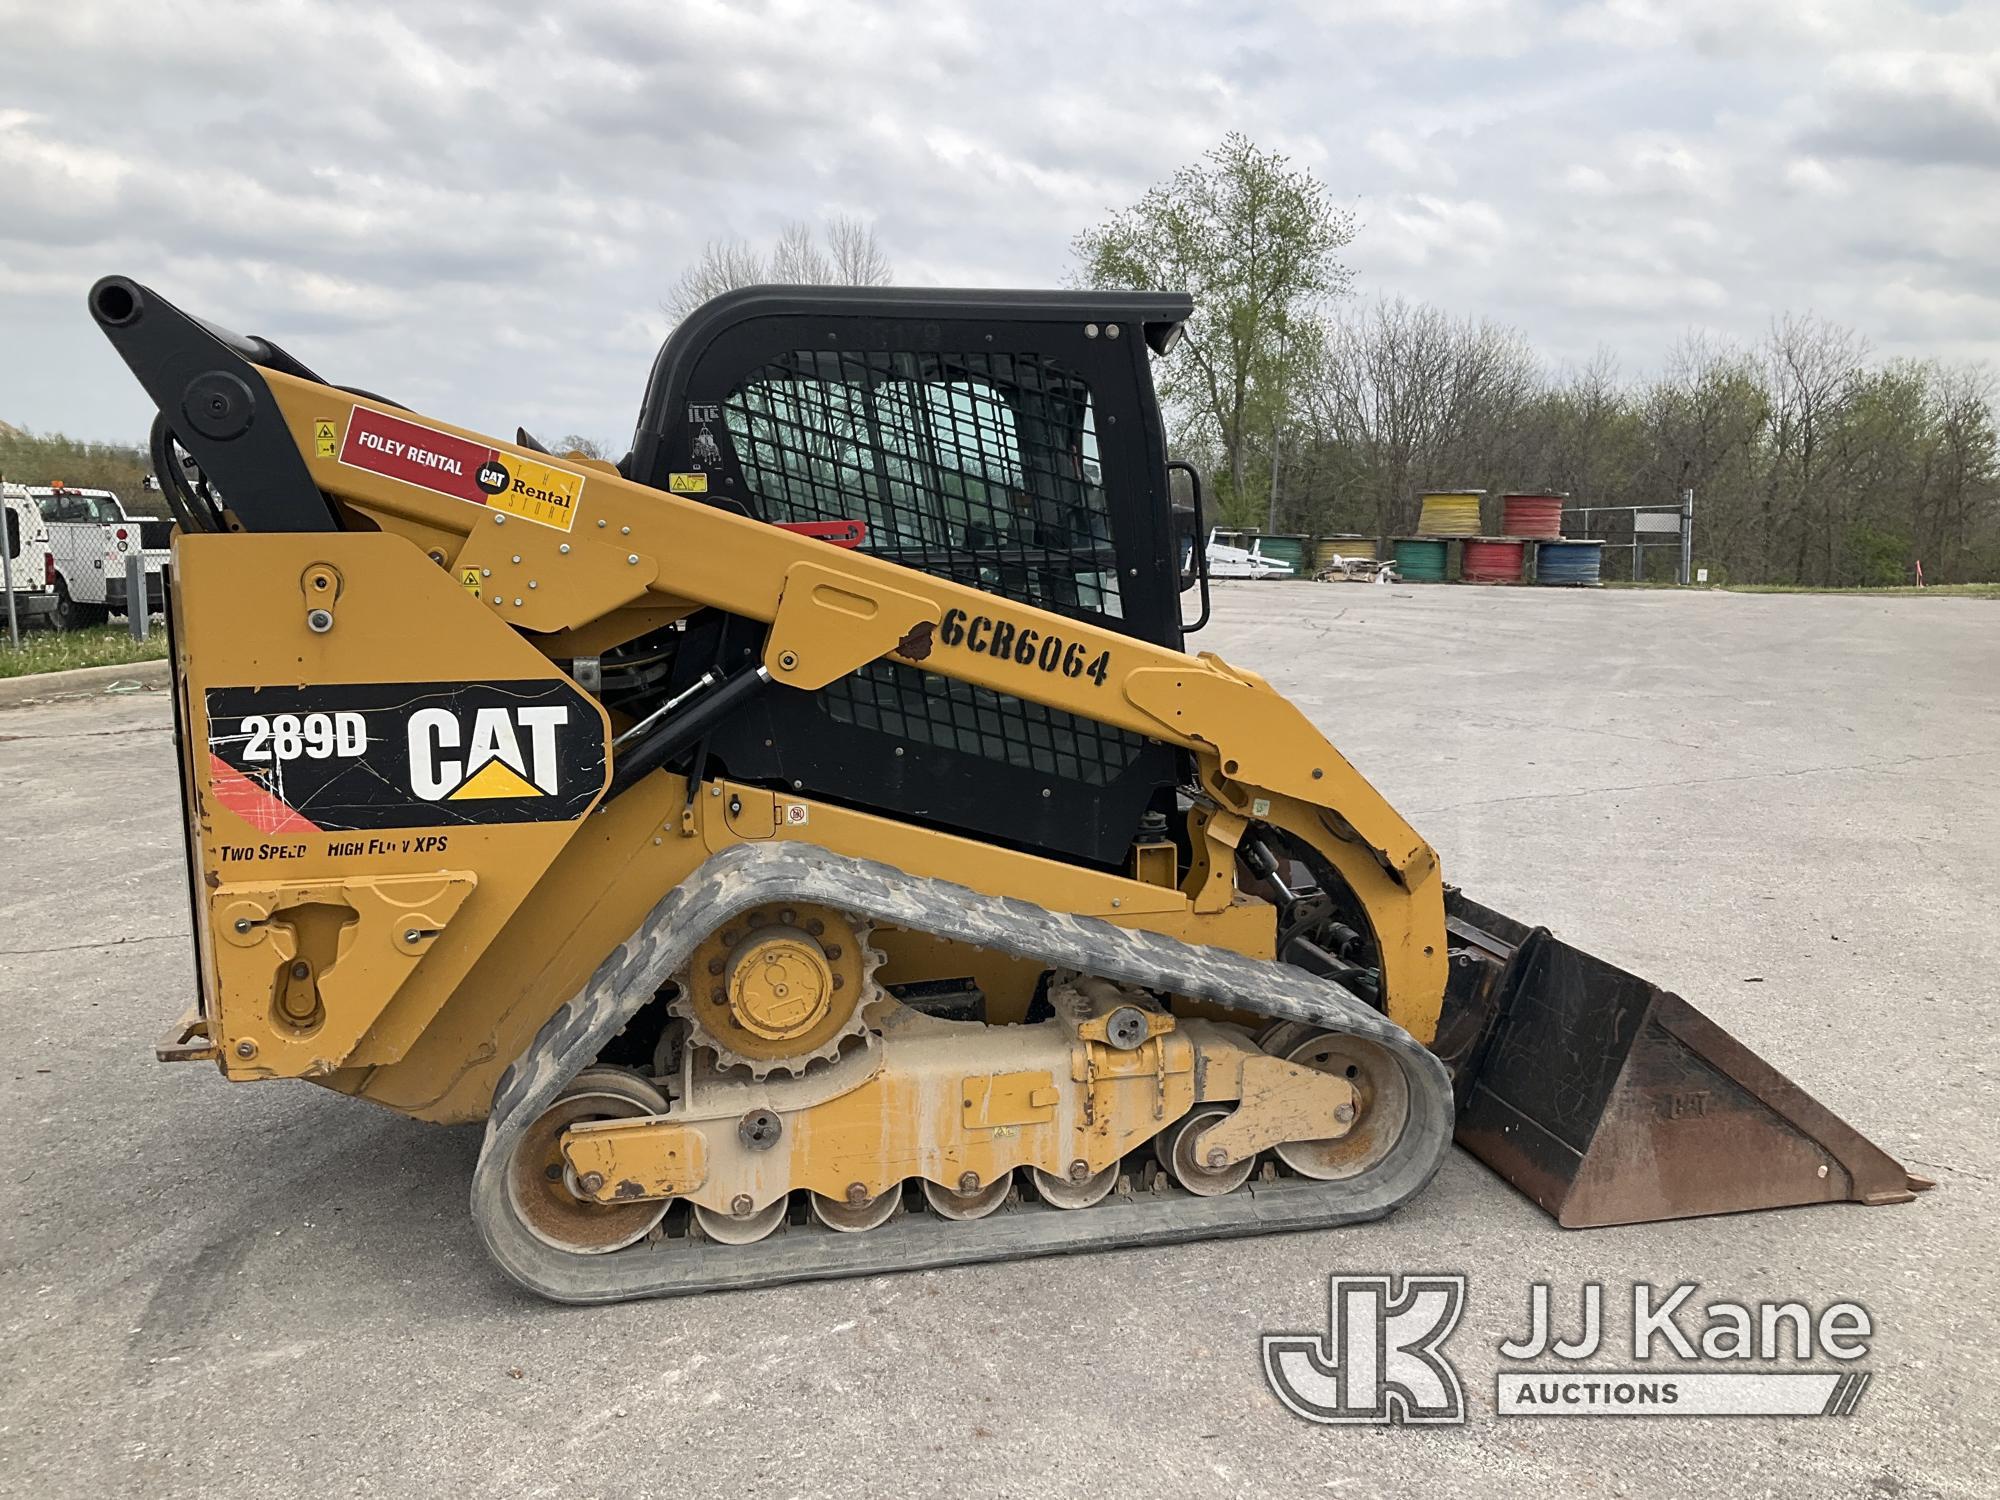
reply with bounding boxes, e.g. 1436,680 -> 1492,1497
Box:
447,758 -> 544,800
313,419 -> 338,458
458,567 -> 483,596
669,472 -> 708,494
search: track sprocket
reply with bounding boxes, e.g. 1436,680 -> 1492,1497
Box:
668,902 -> 880,1078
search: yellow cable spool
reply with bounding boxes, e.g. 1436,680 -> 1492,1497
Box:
1312,536 -> 1377,568
1417,491 -> 1485,537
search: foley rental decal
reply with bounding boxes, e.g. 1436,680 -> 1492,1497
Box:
334,406 -> 586,530
1263,1275 -> 1881,1425
205,681 -> 606,834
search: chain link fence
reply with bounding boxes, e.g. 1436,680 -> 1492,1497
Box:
2,480 -> 170,665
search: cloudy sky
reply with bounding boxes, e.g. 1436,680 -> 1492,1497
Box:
4,0 -> 1997,450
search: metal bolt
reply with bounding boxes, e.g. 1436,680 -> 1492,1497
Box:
492,595 -> 502,604
779,908 -> 796,924
480,567 -> 491,578
711,987 -> 726,1004
823,945 -> 841,960
1206,1147 -> 1229,1169
621,525 -> 631,536
778,651 -> 798,670
513,597 -> 524,607
559,543 -> 570,554
627,554 -> 639,565
731,1194 -> 754,1217
1084,323 -> 1099,338
511,554 -> 521,564
235,1040 -> 257,1059
1068,1159 -> 1090,1183
830,974 -> 844,990
1111,898 -> 1121,909
233,917 -> 252,934
957,1172 -> 981,1194
305,608 -> 333,633
579,1171 -> 604,1194
1105,324 -> 1121,340
846,1182 -> 868,1205
805,919 -> 824,936
1312,767 -> 1324,779
403,928 -> 421,944
528,580 -> 538,590
1334,1103 -> 1356,1125
290,960 -> 310,981
707,957 -> 725,975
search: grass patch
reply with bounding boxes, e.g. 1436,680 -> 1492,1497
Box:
1723,582 -> 2000,599
1602,581 -> 2000,599
0,623 -> 169,678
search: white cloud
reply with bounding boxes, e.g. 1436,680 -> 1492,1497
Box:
1,0 -> 1998,445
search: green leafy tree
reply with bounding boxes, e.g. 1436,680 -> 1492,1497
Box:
1072,134 -> 1354,520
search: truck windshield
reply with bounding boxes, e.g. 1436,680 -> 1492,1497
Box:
40,491 -> 122,523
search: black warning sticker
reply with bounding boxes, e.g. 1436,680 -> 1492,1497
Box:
204,680 -> 606,832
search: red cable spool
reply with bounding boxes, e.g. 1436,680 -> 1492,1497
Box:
1461,538 -> 1525,584
1501,492 -> 1565,540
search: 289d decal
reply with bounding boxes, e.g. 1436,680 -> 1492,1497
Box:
205,681 -> 606,833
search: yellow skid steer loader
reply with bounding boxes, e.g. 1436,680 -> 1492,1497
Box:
91,275 -> 1926,1301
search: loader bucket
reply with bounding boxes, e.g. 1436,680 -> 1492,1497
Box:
1433,892 -> 1930,1228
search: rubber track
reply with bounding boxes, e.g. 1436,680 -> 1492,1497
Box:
471,842 -> 1455,1303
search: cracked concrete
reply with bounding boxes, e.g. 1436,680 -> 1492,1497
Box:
0,582 -> 1993,1499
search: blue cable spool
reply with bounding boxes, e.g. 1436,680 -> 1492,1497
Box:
1535,540 -> 1604,586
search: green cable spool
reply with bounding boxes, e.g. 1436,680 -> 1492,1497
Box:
1392,537 -> 1449,582
1257,534 -> 1308,569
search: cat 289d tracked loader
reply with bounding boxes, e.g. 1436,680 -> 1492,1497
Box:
92,275 -> 1926,1302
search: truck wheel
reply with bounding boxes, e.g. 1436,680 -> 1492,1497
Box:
51,581 -> 102,632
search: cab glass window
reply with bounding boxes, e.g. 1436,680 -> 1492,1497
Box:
725,350 -> 1122,621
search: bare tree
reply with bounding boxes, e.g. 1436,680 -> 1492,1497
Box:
1303,298 -> 1538,535
665,218 -> 894,321
554,434 -> 609,461
826,213 -> 894,287
1764,313 -> 1868,583
769,221 -> 834,284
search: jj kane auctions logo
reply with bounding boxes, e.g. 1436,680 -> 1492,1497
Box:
1264,1276 -> 1878,1424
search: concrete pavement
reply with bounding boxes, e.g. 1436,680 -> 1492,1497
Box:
1,583 -> 1993,1498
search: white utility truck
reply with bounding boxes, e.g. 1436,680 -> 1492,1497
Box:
27,484 -> 172,629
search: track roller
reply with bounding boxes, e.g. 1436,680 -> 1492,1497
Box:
810,1185 -> 905,1233
501,1066 -> 672,1256
922,1171 -> 1013,1221
1030,1163 -> 1118,1209
692,1196 -> 790,1245
1271,1031 -> 1410,1181
1156,1106 -> 1257,1196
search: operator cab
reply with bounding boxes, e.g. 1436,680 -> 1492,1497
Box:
619,286 -> 1202,868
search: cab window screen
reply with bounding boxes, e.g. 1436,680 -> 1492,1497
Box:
726,349 -> 1122,621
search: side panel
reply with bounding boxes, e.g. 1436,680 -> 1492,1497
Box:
173,531 -> 609,1079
